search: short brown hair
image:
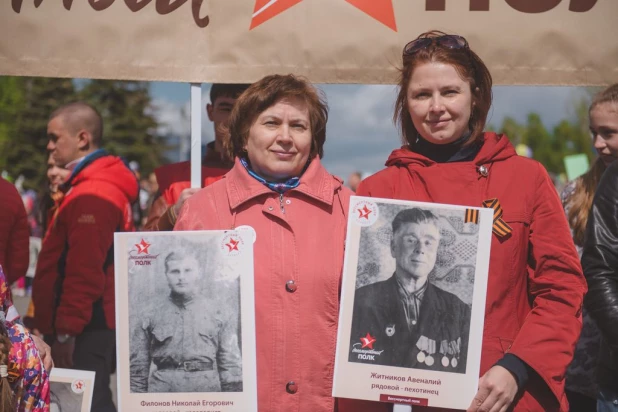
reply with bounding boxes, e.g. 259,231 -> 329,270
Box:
225,74 -> 328,160
394,31 -> 493,149
49,101 -> 104,147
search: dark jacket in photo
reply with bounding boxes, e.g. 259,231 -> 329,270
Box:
349,274 -> 470,374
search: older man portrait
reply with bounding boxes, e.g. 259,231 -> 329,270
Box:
349,208 -> 471,374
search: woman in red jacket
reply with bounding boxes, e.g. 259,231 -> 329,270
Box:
355,31 -> 586,412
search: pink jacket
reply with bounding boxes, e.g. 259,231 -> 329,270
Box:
175,158 -> 381,412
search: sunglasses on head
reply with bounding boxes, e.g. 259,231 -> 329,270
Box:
403,35 -> 468,56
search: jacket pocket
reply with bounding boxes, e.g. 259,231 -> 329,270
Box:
152,322 -> 174,344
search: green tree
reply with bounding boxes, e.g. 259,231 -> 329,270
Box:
1,77 -> 76,189
0,77 -> 25,173
78,80 -> 168,177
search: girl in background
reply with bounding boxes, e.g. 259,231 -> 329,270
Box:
561,83 -> 618,411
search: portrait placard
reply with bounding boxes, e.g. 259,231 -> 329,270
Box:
49,368 -> 95,412
114,230 -> 257,412
333,197 -> 493,409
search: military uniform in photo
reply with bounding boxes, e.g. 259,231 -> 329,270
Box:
349,274 -> 470,373
130,293 -> 243,393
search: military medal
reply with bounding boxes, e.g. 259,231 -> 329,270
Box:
416,351 -> 426,363
451,357 -> 458,368
441,356 -> 449,367
385,324 -> 395,337
425,355 -> 434,366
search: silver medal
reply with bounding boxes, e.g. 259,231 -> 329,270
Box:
425,355 -> 434,366
385,324 -> 395,337
416,351 -> 426,363
441,356 -> 449,367
451,357 -> 458,368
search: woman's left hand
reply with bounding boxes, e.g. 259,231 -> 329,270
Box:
467,366 -> 518,412
32,335 -> 54,372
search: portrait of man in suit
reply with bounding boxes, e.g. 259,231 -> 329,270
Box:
349,207 -> 471,374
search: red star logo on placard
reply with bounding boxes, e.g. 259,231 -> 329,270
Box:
135,239 -> 151,255
250,0 -> 396,31
358,205 -> 372,220
360,333 -> 376,349
226,238 -> 240,252
75,380 -> 83,390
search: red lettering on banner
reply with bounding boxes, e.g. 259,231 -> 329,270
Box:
11,0 -> 209,28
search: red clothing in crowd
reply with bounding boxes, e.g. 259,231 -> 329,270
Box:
0,177 -> 29,283
354,132 -> 586,412
33,153 -> 138,336
144,142 -> 232,231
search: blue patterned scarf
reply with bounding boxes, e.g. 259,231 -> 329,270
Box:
240,157 -> 307,194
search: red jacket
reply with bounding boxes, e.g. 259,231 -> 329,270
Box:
0,177 -> 29,284
354,133 -> 585,412
33,152 -> 138,336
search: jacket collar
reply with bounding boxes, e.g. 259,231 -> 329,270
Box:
226,156 -> 340,210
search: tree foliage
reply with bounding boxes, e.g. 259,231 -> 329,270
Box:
78,80 -> 168,177
495,96 -> 594,176
0,77 -> 168,189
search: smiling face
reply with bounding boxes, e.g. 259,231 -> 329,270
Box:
590,102 -> 618,166
165,256 -> 200,296
244,97 -> 312,182
407,62 -> 474,145
391,221 -> 440,281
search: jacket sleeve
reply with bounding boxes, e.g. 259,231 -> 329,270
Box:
509,163 -> 586,400
5,187 -> 30,284
143,195 -> 175,231
582,161 -> 618,349
54,194 -> 123,335
130,314 -> 152,393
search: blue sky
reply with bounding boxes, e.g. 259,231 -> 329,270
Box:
149,82 -> 590,180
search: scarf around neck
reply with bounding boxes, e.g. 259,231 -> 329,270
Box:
240,157 -> 308,194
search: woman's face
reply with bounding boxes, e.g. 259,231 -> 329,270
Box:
407,62 -> 473,145
47,159 -> 70,190
590,102 -> 618,166
245,98 -> 312,182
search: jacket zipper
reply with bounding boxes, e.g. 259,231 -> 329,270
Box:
279,193 -> 285,214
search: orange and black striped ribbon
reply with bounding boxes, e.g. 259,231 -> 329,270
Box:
464,209 -> 479,224
482,198 -> 512,238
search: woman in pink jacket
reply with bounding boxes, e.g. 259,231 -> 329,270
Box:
175,74 -> 375,411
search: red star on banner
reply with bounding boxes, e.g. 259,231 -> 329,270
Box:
360,333 -> 376,349
250,0 -> 303,30
75,381 -> 84,390
135,239 -> 151,255
358,205 -> 372,220
345,0 -> 397,31
250,0 -> 396,31
226,238 -> 240,252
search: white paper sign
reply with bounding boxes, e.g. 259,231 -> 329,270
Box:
114,230 -> 257,412
50,368 -> 95,412
333,197 -> 493,410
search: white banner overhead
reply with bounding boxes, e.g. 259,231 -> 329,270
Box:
1,0 -> 616,85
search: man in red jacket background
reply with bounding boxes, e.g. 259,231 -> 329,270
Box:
33,102 -> 138,412
144,83 -> 250,231
0,177 -> 29,284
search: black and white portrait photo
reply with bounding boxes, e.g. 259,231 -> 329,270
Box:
127,235 -> 243,394
115,230 -> 258,411
333,198 -> 493,409
348,205 -> 477,373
